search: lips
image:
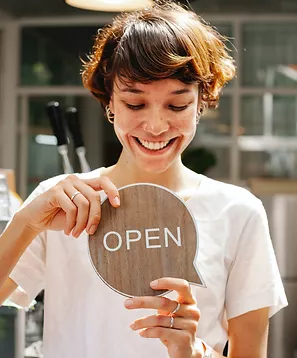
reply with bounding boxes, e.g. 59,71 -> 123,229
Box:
132,136 -> 177,154
136,138 -> 171,150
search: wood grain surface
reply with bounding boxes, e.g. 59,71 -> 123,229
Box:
89,184 -> 202,297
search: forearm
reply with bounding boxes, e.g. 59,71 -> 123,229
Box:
0,212 -> 38,288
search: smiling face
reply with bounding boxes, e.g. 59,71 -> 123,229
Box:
83,4 -> 236,177
109,78 -> 200,174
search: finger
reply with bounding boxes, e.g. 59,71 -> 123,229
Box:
63,185 -> 89,238
125,297 -> 199,319
83,176 -> 120,207
50,187 -> 77,235
150,278 -> 196,304
71,181 -> 102,235
139,327 -> 193,348
131,314 -> 198,333
68,175 -> 119,235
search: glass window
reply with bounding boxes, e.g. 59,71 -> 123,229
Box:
21,26 -> 100,86
207,147 -> 230,180
242,23 -> 297,87
197,95 -> 232,136
241,95 -> 297,136
24,96 -> 84,194
183,145 -> 230,180
240,149 -> 297,179
0,307 -> 17,357
214,23 -> 235,87
19,95 -> 104,196
193,0 -> 297,13
27,97 -> 68,194
213,23 -> 233,47
240,151 -> 268,179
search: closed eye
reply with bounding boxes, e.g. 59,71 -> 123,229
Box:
169,105 -> 188,112
126,103 -> 189,111
126,103 -> 144,110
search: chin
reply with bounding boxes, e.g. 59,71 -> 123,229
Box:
135,157 -> 177,175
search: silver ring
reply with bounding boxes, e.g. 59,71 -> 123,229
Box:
170,302 -> 181,315
169,316 -> 174,329
70,191 -> 81,202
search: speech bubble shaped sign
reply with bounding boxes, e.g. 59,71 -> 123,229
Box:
88,183 -> 204,297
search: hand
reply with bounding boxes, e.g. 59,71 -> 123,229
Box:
19,175 -> 120,237
125,277 -> 204,358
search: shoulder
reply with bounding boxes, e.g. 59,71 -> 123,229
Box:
201,176 -> 258,205
189,175 -> 263,222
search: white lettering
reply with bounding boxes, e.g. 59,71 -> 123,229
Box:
126,230 -> 141,250
164,227 -> 181,247
103,231 -> 122,252
145,228 -> 161,249
102,227 -> 182,251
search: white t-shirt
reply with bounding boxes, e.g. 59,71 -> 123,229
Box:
8,169 -> 287,358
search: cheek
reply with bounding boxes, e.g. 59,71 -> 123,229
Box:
114,115 -> 141,144
115,108 -> 135,131
114,101 -> 142,131
117,120 -> 137,135
174,115 -> 196,135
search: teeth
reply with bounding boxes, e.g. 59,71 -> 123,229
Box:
138,138 -> 170,150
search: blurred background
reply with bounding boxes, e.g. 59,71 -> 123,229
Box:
0,0 -> 296,357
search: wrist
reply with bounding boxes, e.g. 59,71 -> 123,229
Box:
14,210 -> 41,239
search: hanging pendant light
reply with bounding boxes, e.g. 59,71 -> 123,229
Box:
65,0 -> 153,12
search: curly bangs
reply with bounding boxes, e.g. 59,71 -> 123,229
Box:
112,20 -> 197,84
82,2 -> 236,109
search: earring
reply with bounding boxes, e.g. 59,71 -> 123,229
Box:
105,105 -> 115,124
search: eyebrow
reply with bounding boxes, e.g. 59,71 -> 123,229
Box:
121,87 -> 191,95
171,88 -> 191,95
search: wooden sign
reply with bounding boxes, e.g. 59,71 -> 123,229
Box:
88,183 -> 203,297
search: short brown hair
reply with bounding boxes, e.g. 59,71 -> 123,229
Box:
82,1 -> 235,109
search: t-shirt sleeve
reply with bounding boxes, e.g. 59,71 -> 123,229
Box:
6,184 -> 47,309
225,200 -> 288,320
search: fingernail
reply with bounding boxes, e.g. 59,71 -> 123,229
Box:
150,280 -> 158,287
130,322 -> 136,330
88,225 -> 97,235
113,196 -> 120,206
125,299 -> 133,308
72,230 -> 78,238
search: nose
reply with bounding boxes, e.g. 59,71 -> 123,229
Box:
142,110 -> 170,136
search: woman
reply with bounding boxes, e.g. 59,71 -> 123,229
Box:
0,2 -> 287,358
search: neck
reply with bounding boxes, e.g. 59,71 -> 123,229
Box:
107,151 -> 189,193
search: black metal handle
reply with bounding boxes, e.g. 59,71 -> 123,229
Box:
46,101 -> 68,147
65,107 -> 85,149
